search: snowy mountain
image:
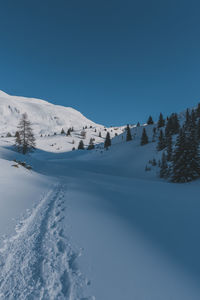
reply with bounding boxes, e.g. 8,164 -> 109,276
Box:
0,90 -> 125,153
0,90 -> 100,136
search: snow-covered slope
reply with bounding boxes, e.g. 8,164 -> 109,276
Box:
0,90 -> 126,152
0,92 -> 200,299
0,90 -> 100,135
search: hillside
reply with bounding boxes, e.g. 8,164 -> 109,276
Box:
0,90 -> 100,135
0,93 -> 200,299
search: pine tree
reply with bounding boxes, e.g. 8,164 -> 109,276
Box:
160,152 -> 168,178
15,131 -> 19,138
157,129 -> 166,151
15,113 -> 36,154
165,113 -> 180,136
87,138 -> 95,150
66,128 -> 71,136
126,124 -> 132,141
172,127 -> 200,183
157,113 -> 165,128
185,108 -> 190,125
104,132 -> 111,148
78,140 -> 84,150
196,103 -> 200,118
137,122 -> 140,127
197,118 -> 200,140
99,132 -> 102,138
141,128 -> 148,145
61,128 -> 65,134
147,115 -> 154,125
166,134 -> 172,161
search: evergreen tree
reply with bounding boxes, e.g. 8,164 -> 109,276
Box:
104,132 -> 111,148
152,127 -> 157,142
172,127 -> 200,182
172,113 -> 180,134
196,103 -> 200,118
137,122 -> 140,127
147,115 -> 154,125
157,113 -> 165,128
66,128 -> 71,136
99,131 -> 102,138
165,113 -> 180,136
78,140 -> 84,150
166,134 -> 172,161
197,118 -> 200,140
61,128 -> 65,134
141,128 -> 148,145
157,129 -> 166,151
185,108 -> 191,126
160,152 -> 168,178
15,113 -> 36,154
87,138 -> 95,150
126,124 -> 132,141
15,131 -> 19,138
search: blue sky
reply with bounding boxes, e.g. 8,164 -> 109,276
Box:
0,0 -> 200,126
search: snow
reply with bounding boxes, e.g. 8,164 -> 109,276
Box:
0,91 -> 200,299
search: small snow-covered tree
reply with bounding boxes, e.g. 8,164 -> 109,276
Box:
15,113 -> 36,154
80,130 -> 86,139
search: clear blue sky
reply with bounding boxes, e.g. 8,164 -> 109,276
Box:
0,0 -> 200,126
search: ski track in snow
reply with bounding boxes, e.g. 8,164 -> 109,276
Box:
0,184 -> 93,300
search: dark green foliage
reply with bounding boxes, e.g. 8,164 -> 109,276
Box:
87,138 -> 95,150
152,127 -> 157,142
197,119 -> 200,140
196,103 -> 200,118
165,113 -> 180,137
137,122 -> 140,127
185,108 -> 191,126
157,129 -> 166,151
15,131 -> 19,138
104,132 -> 111,148
78,140 -> 84,150
126,124 -> 132,141
157,113 -> 165,128
160,152 -> 168,178
166,134 -> 173,161
99,131 -> 102,138
172,127 -> 200,183
147,115 -> 154,125
141,128 -> 148,145
6,132 -> 12,137
66,128 -> 71,136
15,113 -> 36,154
61,128 -> 65,134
